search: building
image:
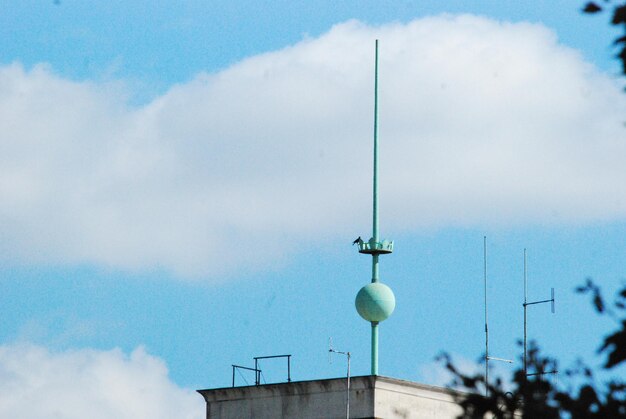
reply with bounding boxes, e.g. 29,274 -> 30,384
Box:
197,375 -> 465,419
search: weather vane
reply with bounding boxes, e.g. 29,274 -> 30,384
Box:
353,39 -> 396,376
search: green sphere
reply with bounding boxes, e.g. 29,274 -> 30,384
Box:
355,282 -> 395,322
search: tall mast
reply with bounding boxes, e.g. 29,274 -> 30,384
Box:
355,40 -> 395,376
373,39 -> 380,246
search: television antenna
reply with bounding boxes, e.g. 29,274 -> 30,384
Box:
483,236 -> 513,397
523,248 -> 557,378
329,338 -> 351,419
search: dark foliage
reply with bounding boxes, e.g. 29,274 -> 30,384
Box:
577,279 -> 626,369
583,2 -> 626,76
440,282 -> 626,418
584,3 -> 603,14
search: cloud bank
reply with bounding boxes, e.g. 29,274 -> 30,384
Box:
1,15 -> 625,278
0,344 -> 203,419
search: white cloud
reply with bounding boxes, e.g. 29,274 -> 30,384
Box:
1,15 -> 625,278
0,344 -> 203,419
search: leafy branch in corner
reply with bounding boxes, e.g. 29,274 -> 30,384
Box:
439,281 -> 626,418
576,278 -> 626,369
583,1 -> 626,77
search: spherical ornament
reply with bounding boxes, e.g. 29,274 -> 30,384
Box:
355,282 -> 395,322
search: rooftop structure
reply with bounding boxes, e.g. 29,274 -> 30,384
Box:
197,376 -> 464,419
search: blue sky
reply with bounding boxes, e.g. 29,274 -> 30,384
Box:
1,1 -> 619,95
1,1 -> 626,418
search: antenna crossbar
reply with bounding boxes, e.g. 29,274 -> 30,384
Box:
487,356 -> 513,363
526,369 -> 558,377
524,297 -> 554,307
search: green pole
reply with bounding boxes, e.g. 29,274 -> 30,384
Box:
371,39 -> 380,375
372,254 -> 379,283
371,321 -> 379,375
372,39 -> 379,245
355,39 -> 394,379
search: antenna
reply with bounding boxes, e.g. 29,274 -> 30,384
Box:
484,236 -> 489,396
522,249 -> 557,378
231,365 -> 261,388
253,355 -> 291,385
354,39 -> 396,377
230,354 -> 292,387
483,237 -> 513,397
329,343 -> 351,419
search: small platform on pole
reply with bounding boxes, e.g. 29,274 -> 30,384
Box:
357,238 -> 394,255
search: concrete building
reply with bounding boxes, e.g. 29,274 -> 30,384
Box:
197,375 -> 464,419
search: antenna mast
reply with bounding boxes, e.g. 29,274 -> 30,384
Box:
354,40 -> 396,376
484,237 -> 489,395
522,249 -> 556,378
483,237 -> 512,396
329,341 -> 351,419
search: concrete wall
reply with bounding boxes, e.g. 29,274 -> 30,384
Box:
197,376 -> 464,419
374,377 -> 462,419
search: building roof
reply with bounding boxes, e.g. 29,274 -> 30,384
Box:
198,375 -> 465,419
